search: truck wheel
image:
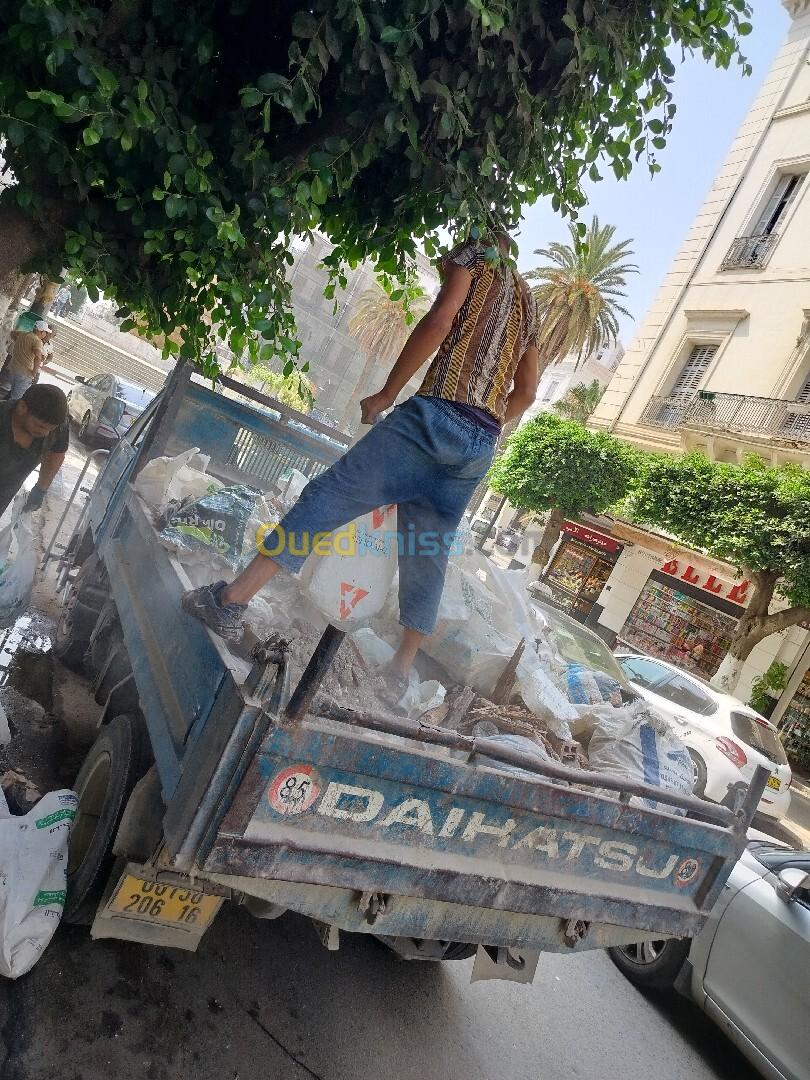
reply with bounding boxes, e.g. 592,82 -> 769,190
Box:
54,554 -> 106,672
64,714 -> 152,925
607,938 -> 691,990
441,942 -> 478,961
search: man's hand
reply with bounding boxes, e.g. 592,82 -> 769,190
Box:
23,486 -> 47,512
360,390 -> 394,426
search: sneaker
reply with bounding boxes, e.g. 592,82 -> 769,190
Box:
181,580 -> 247,643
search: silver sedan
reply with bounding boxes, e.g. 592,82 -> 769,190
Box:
609,840 -> 810,1080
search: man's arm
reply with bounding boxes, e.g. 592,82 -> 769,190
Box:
360,262 -> 473,424
502,345 -> 539,423
24,450 -> 66,510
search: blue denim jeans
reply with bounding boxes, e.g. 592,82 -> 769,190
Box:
261,395 -> 498,634
8,370 -> 33,401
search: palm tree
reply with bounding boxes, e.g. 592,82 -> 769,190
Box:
552,379 -> 606,424
347,285 -> 429,410
528,216 -> 637,375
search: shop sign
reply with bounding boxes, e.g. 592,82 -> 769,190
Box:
562,521 -> 622,554
660,559 -> 749,606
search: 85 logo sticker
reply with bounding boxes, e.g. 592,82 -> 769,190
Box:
674,857 -> 701,888
268,765 -> 320,816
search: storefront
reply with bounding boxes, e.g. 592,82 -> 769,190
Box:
543,521 -> 624,623
618,570 -> 745,679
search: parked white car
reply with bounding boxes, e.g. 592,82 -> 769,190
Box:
617,654 -> 792,822
67,373 -> 156,445
609,838 -> 810,1080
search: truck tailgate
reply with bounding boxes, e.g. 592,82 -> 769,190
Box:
200,715 -> 746,942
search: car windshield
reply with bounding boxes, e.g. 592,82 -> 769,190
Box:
117,381 -> 156,409
619,656 -> 717,715
530,603 -> 629,685
730,711 -> 789,765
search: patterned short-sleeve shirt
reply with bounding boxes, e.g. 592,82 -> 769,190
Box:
418,240 -> 538,422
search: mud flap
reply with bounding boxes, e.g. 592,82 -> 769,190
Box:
470,946 -> 541,985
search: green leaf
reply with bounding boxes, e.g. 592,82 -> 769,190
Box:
82,125 -> 101,146
561,13 -> 578,32
310,174 -> 328,205
240,87 -> 263,107
380,26 -> 402,43
257,72 -> 288,93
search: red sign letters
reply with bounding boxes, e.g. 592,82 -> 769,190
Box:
660,559 -> 749,606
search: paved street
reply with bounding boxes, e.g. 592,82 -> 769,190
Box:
3,902 -> 760,1080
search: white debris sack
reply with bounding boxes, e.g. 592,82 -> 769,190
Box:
302,504 -> 398,627
0,493 -> 37,630
586,700 -> 694,814
0,788 -> 77,978
133,447 -> 217,509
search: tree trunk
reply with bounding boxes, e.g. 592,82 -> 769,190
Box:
30,278 -> 60,317
0,206 -> 55,280
709,570 -> 810,694
527,505 -> 563,581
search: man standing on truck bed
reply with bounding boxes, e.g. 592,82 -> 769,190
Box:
183,232 -> 540,675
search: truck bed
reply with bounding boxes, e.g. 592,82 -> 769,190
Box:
97,489 -> 757,954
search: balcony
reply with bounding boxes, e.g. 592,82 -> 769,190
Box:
720,232 -> 778,270
639,392 -> 810,444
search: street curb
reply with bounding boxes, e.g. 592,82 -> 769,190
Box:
791,776 -> 810,800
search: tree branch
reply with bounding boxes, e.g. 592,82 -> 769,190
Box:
0,204 -> 51,280
758,606 -> 810,638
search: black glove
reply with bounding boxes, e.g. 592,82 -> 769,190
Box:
23,486 -> 46,512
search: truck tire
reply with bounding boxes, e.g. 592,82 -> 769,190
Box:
54,554 -> 106,672
441,942 -> 478,961
607,938 -> 691,990
64,714 -> 152,925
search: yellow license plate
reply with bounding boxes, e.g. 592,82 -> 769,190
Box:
109,874 -> 221,929
767,775 -> 781,791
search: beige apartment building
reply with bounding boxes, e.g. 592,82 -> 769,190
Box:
577,0 -> 810,725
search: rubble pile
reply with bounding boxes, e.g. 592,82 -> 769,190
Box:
135,452 -> 695,807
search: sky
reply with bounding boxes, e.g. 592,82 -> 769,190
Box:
513,0 -> 791,344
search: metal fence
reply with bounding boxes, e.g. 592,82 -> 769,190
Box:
640,392 -> 810,444
226,426 -> 334,486
720,233 -> 778,270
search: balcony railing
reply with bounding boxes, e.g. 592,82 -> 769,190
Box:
720,232 -> 778,270
639,392 -> 810,444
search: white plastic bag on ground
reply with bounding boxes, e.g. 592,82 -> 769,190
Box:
586,700 -> 694,814
0,787 -> 77,978
275,469 -> 309,512
0,495 -> 37,630
133,448 -> 217,509
303,504 -> 398,627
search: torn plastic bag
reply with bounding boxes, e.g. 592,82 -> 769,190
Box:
564,663 -> 624,707
133,447 -> 216,509
0,494 -> 37,630
586,700 -> 694,814
159,484 -> 263,569
0,788 -> 77,978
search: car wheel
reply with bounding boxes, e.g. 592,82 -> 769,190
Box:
78,410 -> 93,443
608,937 -> 691,990
688,748 -> 708,797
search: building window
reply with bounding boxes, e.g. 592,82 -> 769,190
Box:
781,371 -> 810,441
671,344 -> 718,395
543,379 -> 561,401
722,172 -> 806,270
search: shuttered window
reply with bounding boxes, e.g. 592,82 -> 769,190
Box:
671,345 -> 718,395
753,173 -> 805,236
796,373 -> 810,404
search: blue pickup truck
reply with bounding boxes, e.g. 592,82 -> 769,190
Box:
54,364 -> 767,979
